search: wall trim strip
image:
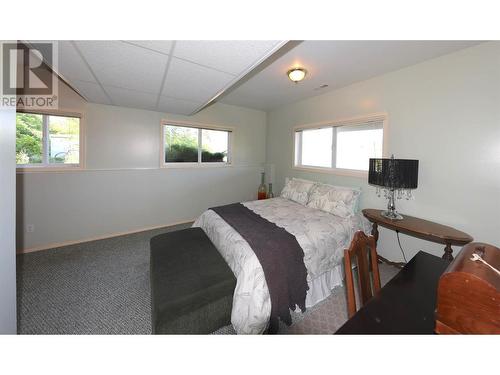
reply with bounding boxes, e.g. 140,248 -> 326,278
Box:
17,218 -> 196,254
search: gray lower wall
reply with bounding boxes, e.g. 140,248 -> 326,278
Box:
17,166 -> 262,250
0,101 -> 17,333
17,101 -> 267,251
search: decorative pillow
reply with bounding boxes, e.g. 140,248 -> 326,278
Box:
306,183 -> 361,218
280,177 -> 316,205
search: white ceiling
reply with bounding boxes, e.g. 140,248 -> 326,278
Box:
31,40 -> 483,115
220,40 -> 483,111
37,40 -> 284,115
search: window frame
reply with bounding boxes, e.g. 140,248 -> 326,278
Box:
160,119 -> 234,168
16,109 -> 85,172
292,113 -> 388,178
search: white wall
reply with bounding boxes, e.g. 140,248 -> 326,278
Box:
0,88 -> 17,332
17,91 -> 267,251
17,42 -> 500,259
266,42 -> 500,261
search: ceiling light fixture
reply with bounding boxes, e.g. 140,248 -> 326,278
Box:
287,68 -> 307,83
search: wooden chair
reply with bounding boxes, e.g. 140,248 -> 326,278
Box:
344,231 -> 381,318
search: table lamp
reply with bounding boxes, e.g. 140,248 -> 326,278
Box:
368,155 -> 419,220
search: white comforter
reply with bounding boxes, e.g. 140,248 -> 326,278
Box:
193,197 -> 370,334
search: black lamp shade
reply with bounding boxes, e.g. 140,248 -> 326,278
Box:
369,158 -> 419,189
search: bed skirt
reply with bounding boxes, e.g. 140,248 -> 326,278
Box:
305,264 -> 344,308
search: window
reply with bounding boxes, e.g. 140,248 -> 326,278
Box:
162,122 -> 231,166
16,112 -> 82,168
294,116 -> 384,173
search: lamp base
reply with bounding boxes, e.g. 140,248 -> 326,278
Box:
381,210 -> 404,220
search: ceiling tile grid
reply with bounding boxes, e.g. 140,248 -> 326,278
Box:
122,40 -> 174,56
161,57 -> 236,103
33,40 -> 480,115
74,41 -> 168,94
70,80 -> 112,105
57,41 -> 97,83
173,40 -> 281,75
104,86 -> 159,112
43,40 -> 284,115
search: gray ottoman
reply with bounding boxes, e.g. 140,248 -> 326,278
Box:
150,227 -> 236,334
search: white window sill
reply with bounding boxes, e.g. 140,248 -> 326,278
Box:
161,162 -> 233,169
16,165 -> 83,173
16,164 -> 239,173
293,165 -> 368,178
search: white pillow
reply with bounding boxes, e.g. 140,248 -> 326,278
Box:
306,183 -> 361,218
280,177 -> 316,205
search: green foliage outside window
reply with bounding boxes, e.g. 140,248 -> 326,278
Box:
16,113 -> 43,164
16,113 -> 80,165
165,126 -> 227,163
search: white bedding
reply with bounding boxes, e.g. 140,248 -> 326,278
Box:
192,197 -> 370,334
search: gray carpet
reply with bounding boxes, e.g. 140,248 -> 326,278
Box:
17,223 -> 192,334
17,224 -> 399,334
212,262 -> 399,334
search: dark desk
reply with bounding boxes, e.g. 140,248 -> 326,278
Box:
335,251 -> 449,334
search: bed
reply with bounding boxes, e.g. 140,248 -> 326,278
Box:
193,182 -> 371,334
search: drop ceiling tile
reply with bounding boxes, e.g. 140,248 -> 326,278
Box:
105,86 -> 158,111
75,41 -> 168,94
162,57 -> 235,103
71,80 -> 112,104
174,40 -> 281,75
123,40 -> 174,55
157,96 -> 201,115
56,41 -> 97,83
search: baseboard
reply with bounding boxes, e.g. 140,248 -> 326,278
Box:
17,219 -> 196,254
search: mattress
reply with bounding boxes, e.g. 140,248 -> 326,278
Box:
193,197 -> 370,334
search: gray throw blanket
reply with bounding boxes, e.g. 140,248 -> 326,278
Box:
210,203 -> 309,332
